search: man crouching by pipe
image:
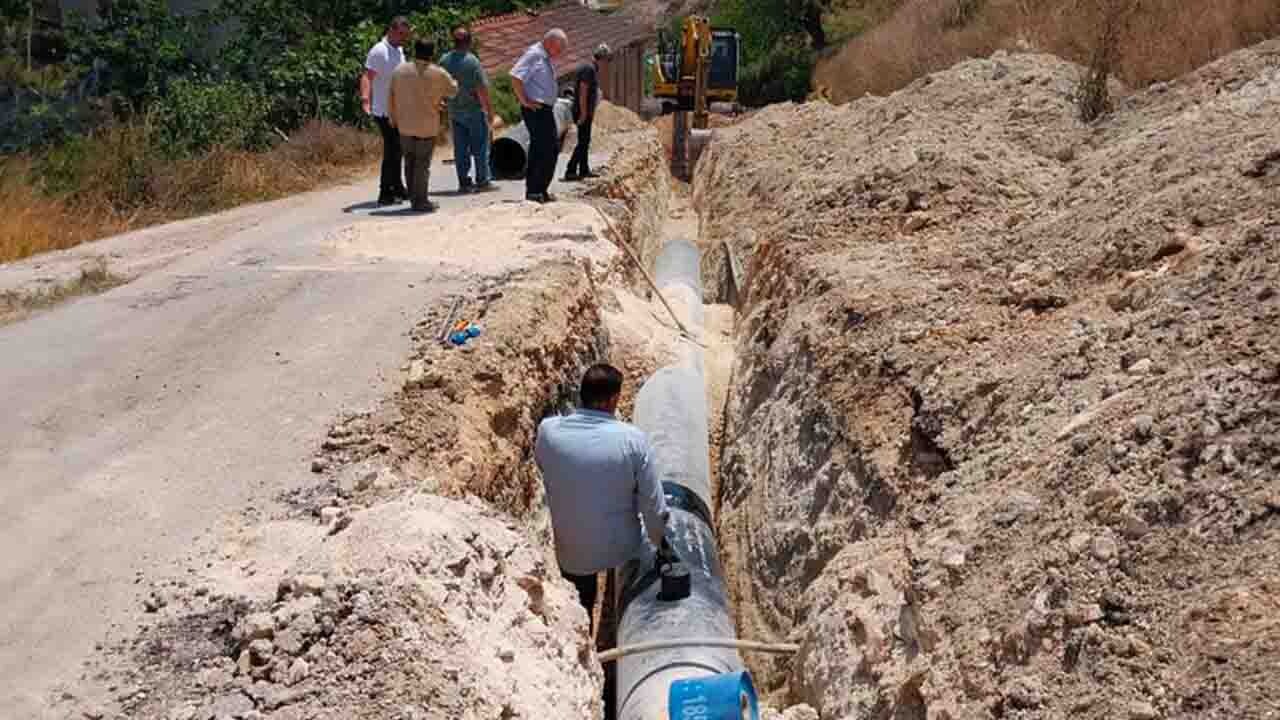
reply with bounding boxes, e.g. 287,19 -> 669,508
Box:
534,363 -> 673,632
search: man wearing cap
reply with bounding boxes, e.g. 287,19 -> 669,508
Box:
510,28 -> 567,203
564,43 -> 611,182
440,26 -> 495,193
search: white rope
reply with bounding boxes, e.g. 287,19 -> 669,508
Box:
596,637 -> 800,664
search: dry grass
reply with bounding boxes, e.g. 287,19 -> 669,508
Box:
0,258 -> 127,325
0,120 -> 379,265
815,0 -> 1280,103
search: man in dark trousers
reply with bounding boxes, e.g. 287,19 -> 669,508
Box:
564,43 -> 611,182
509,29 -> 567,203
533,363 -> 670,629
388,39 -> 458,212
361,17 -> 411,205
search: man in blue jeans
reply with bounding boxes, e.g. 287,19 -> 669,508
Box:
440,26 -> 495,193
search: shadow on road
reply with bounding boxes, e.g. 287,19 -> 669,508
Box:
342,200 -> 383,214
368,208 -> 437,217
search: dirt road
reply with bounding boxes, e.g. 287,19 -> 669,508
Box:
0,154 -> 602,718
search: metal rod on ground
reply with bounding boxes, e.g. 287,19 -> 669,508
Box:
437,297 -> 462,345
598,638 -> 800,664
593,207 -> 695,340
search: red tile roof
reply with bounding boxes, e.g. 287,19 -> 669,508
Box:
473,0 -> 652,79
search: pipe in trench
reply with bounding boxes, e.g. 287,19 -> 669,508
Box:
615,239 -> 746,720
491,97 -> 575,179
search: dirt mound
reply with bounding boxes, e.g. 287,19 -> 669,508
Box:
59,140 -> 681,720
594,100 -> 649,134
815,0 -> 1280,104
83,496 -> 601,720
699,41 -> 1280,718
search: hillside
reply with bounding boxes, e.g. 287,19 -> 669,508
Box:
816,0 -> 1280,102
697,37 -> 1280,717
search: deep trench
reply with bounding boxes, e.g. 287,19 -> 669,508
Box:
519,198 -> 754,719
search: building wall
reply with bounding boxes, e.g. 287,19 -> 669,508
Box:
557,41 -> 646,115
597,41 -> 645,113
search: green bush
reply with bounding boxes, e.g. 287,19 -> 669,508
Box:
738,40 -> 814,106
154,78 -> 270,154
63,0 -> 213,111
488,72 -> 521,126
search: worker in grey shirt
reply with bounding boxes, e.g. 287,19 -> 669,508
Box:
534,363 -> 670,628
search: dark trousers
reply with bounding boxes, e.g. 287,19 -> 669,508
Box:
565,568 -> 616,717
562,569 -> 598,635
401,135 -> 436,210
374,116 -> 405,197
566,118 -> 593,177
521,104 -> 558,197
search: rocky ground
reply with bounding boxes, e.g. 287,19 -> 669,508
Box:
698,40 -> 1279,720
40,37 -> 1280,720
63,116 -> 689,720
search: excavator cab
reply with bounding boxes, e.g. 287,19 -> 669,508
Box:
652,16 -> 739,114
707,29 -> 738,97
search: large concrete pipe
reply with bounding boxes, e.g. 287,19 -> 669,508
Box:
615,240 -> 749,720
491,97 -> 575,179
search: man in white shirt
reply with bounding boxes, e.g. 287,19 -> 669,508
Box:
361,17 -> 411,206
510,29 -> 567,203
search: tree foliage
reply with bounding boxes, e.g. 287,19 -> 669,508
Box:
4,0 -> 533,156
713,0 -> 830,56
714,0 -> 820,106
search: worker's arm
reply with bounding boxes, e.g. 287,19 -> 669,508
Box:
509,50 -> 543,110
387,78 -> 397,128
360,69 -> 376,115
635,437 -> 669,548
476,85 -> 494,119
475,65 -> 494,119
510,75 -> 536,110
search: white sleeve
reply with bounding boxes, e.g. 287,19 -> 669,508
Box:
634,435 -> 669,547
509,49 -> 534,82
365,44 -> 384,73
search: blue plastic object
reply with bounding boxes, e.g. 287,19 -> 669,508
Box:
449,331 -> 468,345
466,324 -> 482,338
668,671 -> 758,720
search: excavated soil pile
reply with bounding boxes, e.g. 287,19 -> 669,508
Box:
594,100 -> 650,134
88,496 -> 600,720
698,42 -> 1280,719
73,132 -> 682,720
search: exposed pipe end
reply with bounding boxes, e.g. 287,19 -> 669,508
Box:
492,137 -> 527,179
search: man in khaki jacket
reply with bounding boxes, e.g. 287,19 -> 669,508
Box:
389,38 -> 458,212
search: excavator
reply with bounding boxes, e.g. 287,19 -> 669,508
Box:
650,16 -> 740,178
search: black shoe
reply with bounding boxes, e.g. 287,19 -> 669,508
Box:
562,173 -> 581,182
473,181 -> 496,192
581,171 -> 601,179
526,192 -> 555,204
411,201 -> 438,213
377,194 -> 400,206
459,179 -> 474,193
392,187 -> 410,201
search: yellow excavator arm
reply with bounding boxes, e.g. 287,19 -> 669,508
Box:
651,15 -> 739,119
651,16 -> 740,178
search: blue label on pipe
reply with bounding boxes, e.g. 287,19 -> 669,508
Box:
668,671 -> 758,720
